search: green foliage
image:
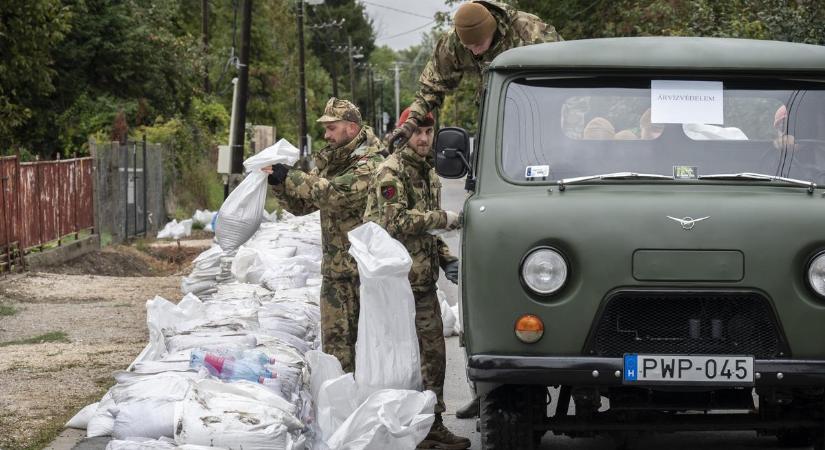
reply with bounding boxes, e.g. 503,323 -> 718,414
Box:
0,331 -> 70,347
0,0 -> 70,153
0,305 -> 17,316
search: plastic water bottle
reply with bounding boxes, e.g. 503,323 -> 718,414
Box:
190,350 -> 273,382
191,348 -> 275,366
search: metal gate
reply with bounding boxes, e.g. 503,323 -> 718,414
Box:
122,138 -> 147,238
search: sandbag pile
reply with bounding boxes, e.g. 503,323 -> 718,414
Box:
157,219 -> 194,240
67,141 -> 441,450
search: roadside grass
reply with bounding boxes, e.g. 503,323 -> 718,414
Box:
0,305 -> 17,316
0,331 -> 70,347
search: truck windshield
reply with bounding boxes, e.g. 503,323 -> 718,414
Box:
501,77 -> 825,185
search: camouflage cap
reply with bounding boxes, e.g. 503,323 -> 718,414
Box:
316,97 -> 362,124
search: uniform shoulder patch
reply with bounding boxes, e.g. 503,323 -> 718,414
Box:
380,181 -> 399,201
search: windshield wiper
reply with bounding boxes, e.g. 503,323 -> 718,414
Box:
698,172 -> 816,193
558,172 -> 672,191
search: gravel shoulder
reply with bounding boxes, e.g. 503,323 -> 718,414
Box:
0,241 -> 207,450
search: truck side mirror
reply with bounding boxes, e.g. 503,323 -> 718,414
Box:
434,127 -> 470,179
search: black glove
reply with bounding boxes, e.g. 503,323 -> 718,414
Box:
267,163 -> 290,186
444,260 -> 459,284
388,118 -> 418,153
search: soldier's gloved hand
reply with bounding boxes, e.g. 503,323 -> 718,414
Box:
388,117 -> 418,153
444,260 -> 459,284
267,163 -> 290,186
445,210 -> 461,230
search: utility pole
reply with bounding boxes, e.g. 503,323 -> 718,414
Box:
394,62 -> 400,123
202,0 -> 210,94
229,0 -> 251,174
330,62 -> 339,98
348,36 -> 356,103
297,0 -> 308,160
366,66 -> 374,130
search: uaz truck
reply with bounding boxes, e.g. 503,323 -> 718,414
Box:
435,37 -> 825,449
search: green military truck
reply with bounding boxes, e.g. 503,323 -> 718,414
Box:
435,37 -> 825,449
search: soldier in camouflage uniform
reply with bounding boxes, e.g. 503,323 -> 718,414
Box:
389,0 -> 562,149
266,98 -> 384,373
364,108 -> 467,449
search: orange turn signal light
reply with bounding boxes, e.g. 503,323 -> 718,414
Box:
514,314 -> 544,343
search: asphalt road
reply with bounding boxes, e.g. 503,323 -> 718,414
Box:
435,176 -> 807,450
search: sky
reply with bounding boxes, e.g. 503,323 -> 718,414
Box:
361,0 -> 454,50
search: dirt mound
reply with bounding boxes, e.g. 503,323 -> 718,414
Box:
39,246 -> 158,277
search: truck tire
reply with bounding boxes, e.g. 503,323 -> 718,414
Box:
480,385 -> 548,450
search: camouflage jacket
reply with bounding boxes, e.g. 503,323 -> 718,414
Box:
409,0 -> 561,118
364,146 -> 458,292
273,126 -> 385,280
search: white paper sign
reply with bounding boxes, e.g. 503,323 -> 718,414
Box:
651,80 -> 723,125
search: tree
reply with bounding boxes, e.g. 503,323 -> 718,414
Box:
306,0 -> 377,111
0,0 -> 70,152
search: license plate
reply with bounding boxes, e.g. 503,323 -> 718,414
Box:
623,354 -> 754,384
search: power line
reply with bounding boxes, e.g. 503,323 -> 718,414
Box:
379,20 -> 435,41
361,1 -> 433,20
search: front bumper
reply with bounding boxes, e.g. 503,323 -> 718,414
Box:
468,355 -> 825,387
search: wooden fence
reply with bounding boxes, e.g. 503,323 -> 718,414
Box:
0,155 -> 94,270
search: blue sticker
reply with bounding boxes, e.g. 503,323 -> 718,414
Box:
624,354 -> 638,381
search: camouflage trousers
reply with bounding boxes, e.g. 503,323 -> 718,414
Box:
320,276 -> 360,373
414,288 -> 447,414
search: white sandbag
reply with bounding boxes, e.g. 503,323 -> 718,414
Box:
165,332 -> 257,354
438,290 -> 457,337
348,222 -> 422,398
157,219 -> 193,240
316,374 -> 360,441
66,402 -> 98,429
87,392 -> 116,437
174,379 -> 302,450
157,220 -> 178,239
106,438 -> 222,450
192,209 -> 217,227
145,295 -> 207,361
105,437 -> 175,450
325,389 -> 436,450
450,304 -> 461,335
306,351 -> 344,411
112,400 -> 176,440
110,372 -> 197,404
173,219 -> 193,239
215,139 -> 299,253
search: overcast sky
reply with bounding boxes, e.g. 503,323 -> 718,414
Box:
361,0 -> 454,50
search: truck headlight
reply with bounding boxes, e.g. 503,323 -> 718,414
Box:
808,252 -> 825,297
521,247 -> 568,295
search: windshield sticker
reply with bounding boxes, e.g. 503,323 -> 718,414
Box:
673,165 -> 698,179
651,80 -> 723,125
525,165 -> 550,178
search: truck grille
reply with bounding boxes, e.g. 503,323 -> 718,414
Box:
587,291 -> 787,358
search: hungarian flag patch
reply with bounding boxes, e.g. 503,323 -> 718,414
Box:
381,184 -> 397,201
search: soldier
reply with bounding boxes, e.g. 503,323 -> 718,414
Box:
265,97 -> 384,373
364,108 -> 467,449
388,0 -> 562,150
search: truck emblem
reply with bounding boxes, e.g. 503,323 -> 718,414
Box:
667,216 -> 710,230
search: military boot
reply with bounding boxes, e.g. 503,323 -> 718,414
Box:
417,414 -> 471,449
454,396 -> 479,419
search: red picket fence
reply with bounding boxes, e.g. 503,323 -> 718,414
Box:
0,155 -> 94,270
